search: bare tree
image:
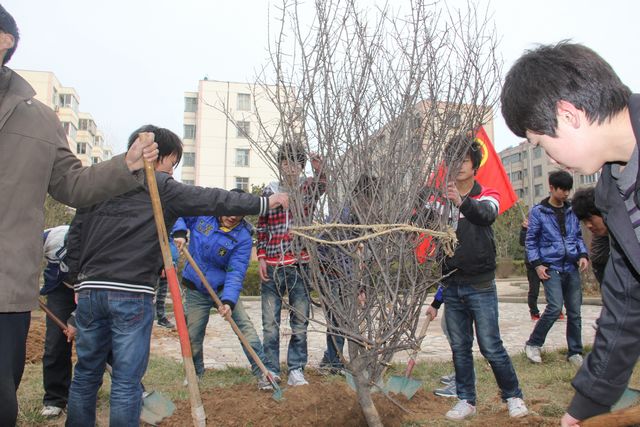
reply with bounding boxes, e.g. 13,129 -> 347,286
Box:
218,1 -> 500,425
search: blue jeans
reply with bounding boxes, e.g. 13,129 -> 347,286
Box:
67,290 -> 154,427
443,281 -> 523,406
527,269 -> 583,356
184,286 -> 266,378
261,265 -> 310,374
322,278 -> 345,367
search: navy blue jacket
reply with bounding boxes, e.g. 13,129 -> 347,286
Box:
525,197 -> 588,272
172,216 -> 252,309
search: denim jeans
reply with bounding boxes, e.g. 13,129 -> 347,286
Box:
184,286 -> 266,378
66,290 -> 154,427
526,269 -> 583,356
322,277 -> 345,367
43,285 -> 76,408
443,281 -> 523,405
261,264 -> 310,374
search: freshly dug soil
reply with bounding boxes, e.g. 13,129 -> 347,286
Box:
164,371 -> 556,426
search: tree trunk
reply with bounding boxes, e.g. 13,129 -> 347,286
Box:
353,369 -> 383,427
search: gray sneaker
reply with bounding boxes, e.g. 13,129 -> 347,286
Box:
445,399 -> 476,420
524,344 -> 542,363
568,354 -> 584,368
440,372 -> 456,385
434,381 -> 457,398
287,368 -> 308,386
257,375 -> 274,391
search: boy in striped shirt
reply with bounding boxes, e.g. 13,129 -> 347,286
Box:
501,42 -> 640,426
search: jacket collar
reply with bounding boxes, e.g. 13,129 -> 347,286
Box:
0,67 -> 37,130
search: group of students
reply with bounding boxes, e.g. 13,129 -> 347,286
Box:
2,3 -> 640,425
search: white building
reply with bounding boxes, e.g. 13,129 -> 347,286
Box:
182,80 -> 279,190
15,70 -> 113,166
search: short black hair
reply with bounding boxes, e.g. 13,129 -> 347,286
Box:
548,170 -> 573,190
278,142 -> 307,167
445,134 -> 482,173
127,125 -> 183,166
501,41 -> 631,138
230,188 -> 245,194
572,187 -> 601,220
0,5 -> 19,65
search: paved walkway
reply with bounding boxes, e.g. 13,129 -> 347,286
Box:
150,279 -> 603,370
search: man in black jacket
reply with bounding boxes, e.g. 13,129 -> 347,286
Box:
502,42 -> 640,426
435,139 -> 528,421
65,125 -> 287,427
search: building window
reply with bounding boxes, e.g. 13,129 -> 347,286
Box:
523,186 -> 529,195
580,173 -> 599,185
77,142 -> 87,154
521,150 -> 528,159
235,149 -> 250,167
533,165 -> 542,178
236,121 -> 250,138
511,171 -> 522,181
62,121 -> 77,140
184,97 -> 198,113
235,177 -> 249,191
523,168 -> 528,178
182,179 -> 194,185
533,146 -> 542,159
183,152 -> 196,167
184,124 -> 196,139
534,184 -> 543,197
92,157 -> 100,164
237,93 -> 251,111
59,94 -> 79,112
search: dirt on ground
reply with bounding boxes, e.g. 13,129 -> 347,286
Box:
26,314 -> 46,364
164,371 -> 556,427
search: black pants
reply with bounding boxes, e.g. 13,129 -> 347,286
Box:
43,285 -> 76,408
156,277 -> 169,320
0,311 -> 31,427
526,264 -> 541,315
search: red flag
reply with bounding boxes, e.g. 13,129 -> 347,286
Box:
474,126 -> 518,214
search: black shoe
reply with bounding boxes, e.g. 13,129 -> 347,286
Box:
157,317 -> 175,329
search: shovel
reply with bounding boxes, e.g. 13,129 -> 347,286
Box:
181,248 -> 284,401
384,312 -> 432,399
38,299 -> 176,425
144,157 -> 206,426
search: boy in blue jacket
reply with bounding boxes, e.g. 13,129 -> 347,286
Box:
172,190 -> 272,390
524,170 -> 589,367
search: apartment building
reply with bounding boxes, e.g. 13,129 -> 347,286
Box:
499,141 -> 600,208
182,80 -> 279,190
15,70 -> 113,165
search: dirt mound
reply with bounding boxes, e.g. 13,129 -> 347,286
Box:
164,372 -> 554,426
26,315 -> 46,364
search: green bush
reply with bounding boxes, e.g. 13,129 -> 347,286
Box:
241,261 -> 262,296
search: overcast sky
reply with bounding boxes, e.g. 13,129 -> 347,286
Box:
6,0 -> 640,167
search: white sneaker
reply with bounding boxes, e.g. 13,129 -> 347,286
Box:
506,397 -> 528,418
445,399 -> 476,420
524,344 -> 542,363
41,406 -> 63,417
287,368 -> 308,386
568,354 -> 584,368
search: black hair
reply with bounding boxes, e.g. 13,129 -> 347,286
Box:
230,188 -> 245,194
445,134 -> 482,174
572,187 -> 601,220
0,5 -> 19,65
278,142 -> 307,167
127,124 -> 183,166
501,41 -> 631,138
548,170 -> 573,190
353,174 -> 379,200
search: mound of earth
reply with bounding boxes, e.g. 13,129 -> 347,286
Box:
164,371 -> 555,426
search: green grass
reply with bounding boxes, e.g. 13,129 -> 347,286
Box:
17,346 -> 640,426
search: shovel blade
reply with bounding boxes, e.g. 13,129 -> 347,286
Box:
612,388 -> 640,412
140,390 -> 176,424
384,375 -> 422,400
271,384 -> 284,402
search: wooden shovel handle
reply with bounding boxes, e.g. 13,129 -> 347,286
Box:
143,159 -> 206,427
581,405 -> 640,427
39,299 -> 68,332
